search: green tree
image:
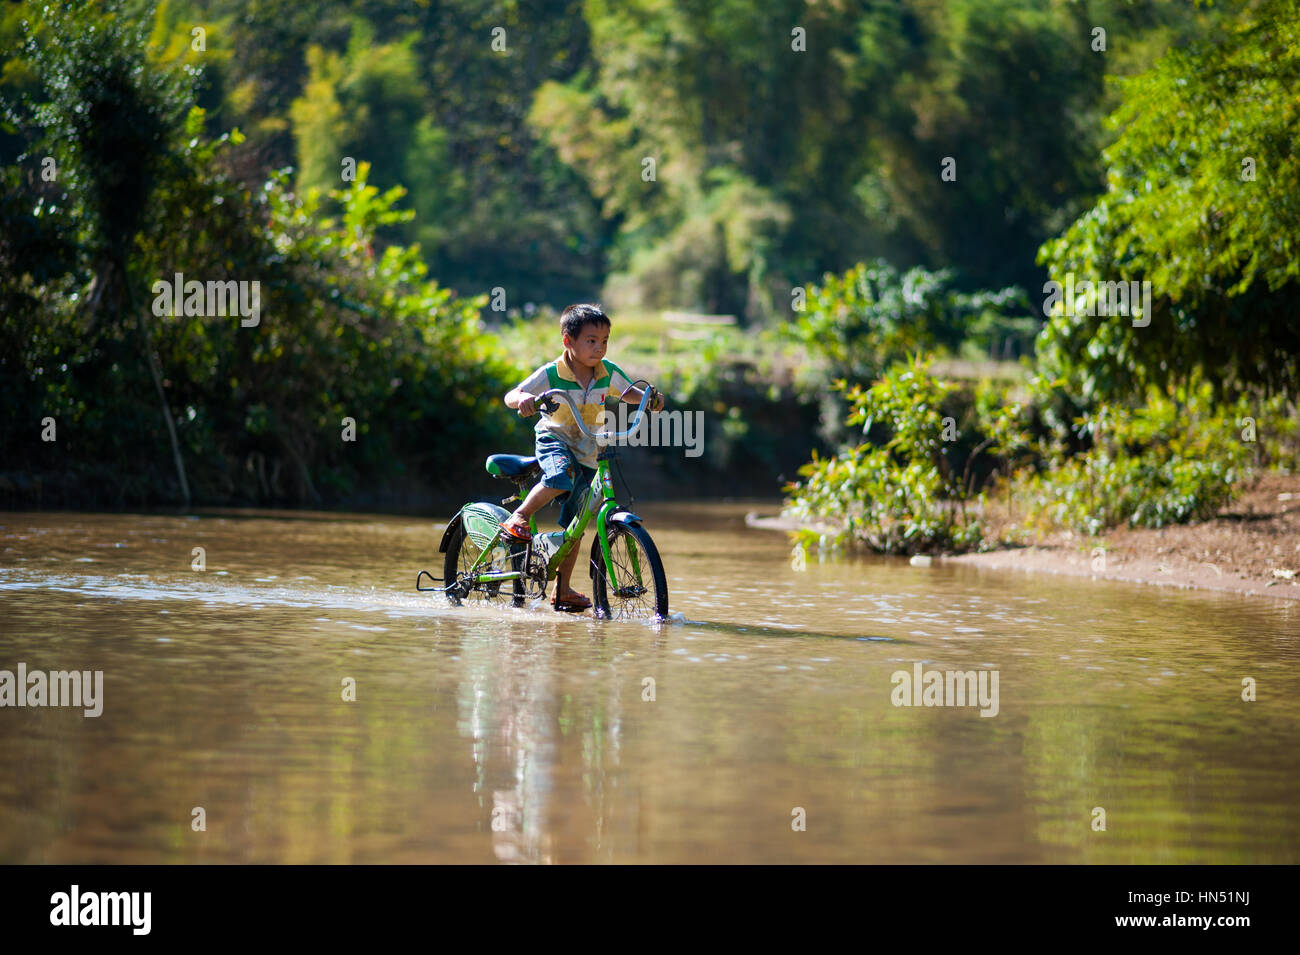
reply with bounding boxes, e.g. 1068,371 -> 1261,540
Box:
7,0 -> 199,504
2,1 -> 527,508
290,22 -> 426,206
1037,0 -> 1300,402
531,0 -> 868,319
789,260 -> 1029,384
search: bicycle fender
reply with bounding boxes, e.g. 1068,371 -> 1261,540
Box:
608,509 -> 643,526
438,511 -> 463,553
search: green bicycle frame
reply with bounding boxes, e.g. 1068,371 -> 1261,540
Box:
459,453 -> 639,592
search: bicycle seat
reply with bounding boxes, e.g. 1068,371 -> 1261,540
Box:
485,454 -> 538,479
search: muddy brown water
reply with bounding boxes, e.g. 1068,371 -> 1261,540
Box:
1,502 -> 1297,863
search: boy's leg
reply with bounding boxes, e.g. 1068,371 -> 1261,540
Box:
554,463 -> 596,601
514,482 -> 563,519
504,433 -> 576,540
556,540 -> 583,598
502,483 -> 565,542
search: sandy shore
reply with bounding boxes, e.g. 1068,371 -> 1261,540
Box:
750,473 -> 1300,601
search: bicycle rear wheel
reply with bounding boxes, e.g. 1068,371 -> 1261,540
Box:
590,521 -> 668,620
444,521 -> 525,608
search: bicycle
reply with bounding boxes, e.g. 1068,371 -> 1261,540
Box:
417,383 -> 669,620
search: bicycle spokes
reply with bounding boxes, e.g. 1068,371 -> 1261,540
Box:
596,523 -> 667,619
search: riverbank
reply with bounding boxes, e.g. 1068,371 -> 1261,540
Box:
950,473 -> 1300,601
750,473 -> 1300,602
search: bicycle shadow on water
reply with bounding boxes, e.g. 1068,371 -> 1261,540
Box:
665,616 -> 913,645
421,597 -> 914,645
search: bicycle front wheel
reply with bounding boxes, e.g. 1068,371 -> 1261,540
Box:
590,521 -> 668,620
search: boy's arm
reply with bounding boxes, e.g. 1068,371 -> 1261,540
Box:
617,387 -> 664,411
506,365 -> 550,416
504,387 -> 538,415
608,361 -> 666,412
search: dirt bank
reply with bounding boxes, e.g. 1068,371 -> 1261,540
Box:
748,473 -> 1300,601
945,473 -> 1300,601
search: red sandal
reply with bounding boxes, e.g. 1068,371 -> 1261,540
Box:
499,514 -> 533,542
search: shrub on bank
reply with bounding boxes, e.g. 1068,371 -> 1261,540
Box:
1009,379 -> 1296,536
783,354 -> 991,555
783,358 -> 1300,554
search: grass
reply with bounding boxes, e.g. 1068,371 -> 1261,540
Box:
491,307 -> 797,383
490,306 -> 1029,399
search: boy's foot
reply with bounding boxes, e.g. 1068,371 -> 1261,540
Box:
552,589 -> 591,613
499,513 -> 533,542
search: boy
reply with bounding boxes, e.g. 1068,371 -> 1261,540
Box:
501,303 -> 665,612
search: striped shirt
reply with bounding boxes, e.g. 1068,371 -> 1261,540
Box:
516,354 -> 635,467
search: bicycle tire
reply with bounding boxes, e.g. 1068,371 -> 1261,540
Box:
444,520 -> 525,608
590,521 -> 669,620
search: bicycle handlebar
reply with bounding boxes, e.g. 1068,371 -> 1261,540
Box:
534,381 -> 657,442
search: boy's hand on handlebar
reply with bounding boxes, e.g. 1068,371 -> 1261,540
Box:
517,394 -> 537,416
651,390 -> 666,413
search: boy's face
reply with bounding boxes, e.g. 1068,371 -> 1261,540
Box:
563,322 -> 609,372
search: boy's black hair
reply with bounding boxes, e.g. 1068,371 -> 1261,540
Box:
560,303 -> 611,340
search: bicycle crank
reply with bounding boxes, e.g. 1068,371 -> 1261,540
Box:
522,550 -> 549,600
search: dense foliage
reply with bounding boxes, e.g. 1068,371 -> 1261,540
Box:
786,352 -> 1298,554
783,0 -> 1300,551
784,355 -> 992,555
530,0 -> 1197,317
4,0 -> 1228,315
1,1 -> 522,508
787,261 -> 1033,380
3,0 -> 1296,522
1013,382 -> 1255,536
1037,0 -> 1300,402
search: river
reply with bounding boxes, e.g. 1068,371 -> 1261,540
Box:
1,502 -> 1297,863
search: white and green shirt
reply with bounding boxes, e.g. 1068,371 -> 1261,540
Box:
516,354 -> 636,467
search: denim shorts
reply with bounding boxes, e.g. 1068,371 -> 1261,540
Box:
536,431 -> 596,529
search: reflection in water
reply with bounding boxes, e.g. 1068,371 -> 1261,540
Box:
457,618 -> 563,864
0,504 -> 1298,863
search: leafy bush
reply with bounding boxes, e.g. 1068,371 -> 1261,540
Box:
782,260 -> 1032,449
783,360 -> 1297,554
1010,381 -> 1273,535
786,260 -> 1028,384
783,354 -> 989,555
